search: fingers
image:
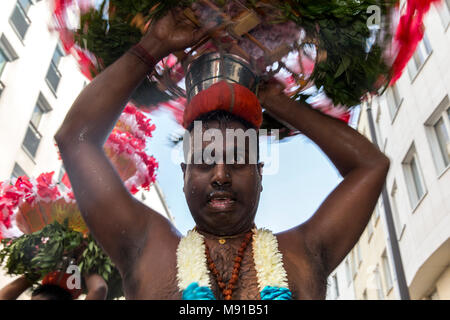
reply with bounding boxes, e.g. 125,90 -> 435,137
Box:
259,78 -> 283,93
173,7 -> 197,27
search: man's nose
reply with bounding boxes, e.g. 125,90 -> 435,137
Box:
211,163 -> 232,187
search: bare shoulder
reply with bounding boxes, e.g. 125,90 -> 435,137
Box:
275,227 -> 328,299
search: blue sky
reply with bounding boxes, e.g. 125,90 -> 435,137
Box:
146,109 -> 357,236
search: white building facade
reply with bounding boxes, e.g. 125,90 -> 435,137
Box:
326,260 -> 357,300
0,0 -> 173,221
327,1 -> 450,300
0,0 -> 88,180
359,1 -> 449,300
0,0 -> 175,298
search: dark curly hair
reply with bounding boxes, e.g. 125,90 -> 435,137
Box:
186,110 -> 257,132
186,110 -> 260,163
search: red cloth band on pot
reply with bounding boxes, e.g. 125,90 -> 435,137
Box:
183,80 -> 262,129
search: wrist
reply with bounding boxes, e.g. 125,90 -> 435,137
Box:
138,36 -> 170,62
128,43 -> 159,75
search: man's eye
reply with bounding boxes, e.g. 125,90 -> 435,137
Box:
192,154 -> 215,169
194,162 -> 213,170
232,150 -> 249,166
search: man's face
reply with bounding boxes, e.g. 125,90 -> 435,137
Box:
181,119 -> 263,236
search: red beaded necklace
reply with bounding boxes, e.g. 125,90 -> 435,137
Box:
204,230 -> 253,300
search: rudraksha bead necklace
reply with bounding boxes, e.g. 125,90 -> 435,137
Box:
204,230 -> 253,300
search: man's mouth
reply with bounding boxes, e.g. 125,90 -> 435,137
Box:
207,192 -> 236,211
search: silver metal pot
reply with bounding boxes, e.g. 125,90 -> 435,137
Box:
185,52 -> 259,101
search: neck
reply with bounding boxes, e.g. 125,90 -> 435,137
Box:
195,225 -> 255,240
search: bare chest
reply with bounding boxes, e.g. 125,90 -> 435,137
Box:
204,240 -> 327,300
206,241 -> 261,300
126,239 -> 327,300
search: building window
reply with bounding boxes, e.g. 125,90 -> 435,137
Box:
390,181 -> 403,237
30,104 -> 44,129
57,166 -> 66,182
345,258 -> 352,286
11,163 -> 26,179
425,97 -> 450,175
46,45 -> 64,94
375,104 -> 384,148
367,217 -> 374,241
332,274 -> 339,299
410,156 -> 425,197
374,265 -> 384,300
9,0 -> 33,41
0,35 -> 19,77
386,85 -> 402,120
407,33 -> 432,80
377,198 -> 384,218
350,250 -> 358,278
356,242 -> 362,266
57,166 -> 69,191
402,144 -> 427,208
0,50 -> 6,76
436,0 -> 450,29
381,250 -> 393,293
362,289 -> 368,300
22,94 -> 52,158
19,0 -> 32,11
23,106 -> 43,158
0,81 -> 4,97
433,117 -> 450,168
374,199 -> 382,222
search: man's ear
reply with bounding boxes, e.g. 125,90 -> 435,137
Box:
258,162 -> 264,176
181,163 -> 187,192
181,162 -> 186,174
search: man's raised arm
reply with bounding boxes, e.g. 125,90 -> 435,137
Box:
259,82 -> 390,276
54,10 -> 207,273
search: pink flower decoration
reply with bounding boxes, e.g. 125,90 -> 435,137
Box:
36,172 -> 61,202
390,0 -> 441,84
105,130 -> 158,194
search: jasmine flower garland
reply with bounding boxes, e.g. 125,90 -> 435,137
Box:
176,228 -> 292,300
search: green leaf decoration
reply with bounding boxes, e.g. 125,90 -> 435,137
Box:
0,221 -> 123,299
334,56 -> 351,79
67,0 -> 396,108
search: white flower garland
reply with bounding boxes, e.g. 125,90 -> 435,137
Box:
251,228 -> 289,291
176,228 -> 289,293
176,230 -> 211,291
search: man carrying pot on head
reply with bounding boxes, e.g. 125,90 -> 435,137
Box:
55,9 -> 389,300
